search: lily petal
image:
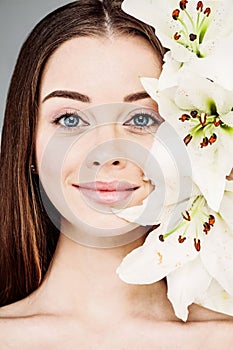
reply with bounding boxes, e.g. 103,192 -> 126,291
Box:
219,183 -> 233,231
195,279 -> 233,317
221,111 -> 233,127
140,77 -> 159,101
201,219 -> 233,295
167,256 -> 212,322
117,225 -> 198,284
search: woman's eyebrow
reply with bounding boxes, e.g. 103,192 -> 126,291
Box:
42,90 -> 91,103
42,90 -> 150,103
123,91 -> 150,102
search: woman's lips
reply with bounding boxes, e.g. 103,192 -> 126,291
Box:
72,181 -> 140,204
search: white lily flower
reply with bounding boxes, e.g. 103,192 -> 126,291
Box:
117,191 -> 233,321
122,0 -> 233,61
122,0 -> 233,90
141,74 -> 233,211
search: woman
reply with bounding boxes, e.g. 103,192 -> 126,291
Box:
0,0 -> 232,348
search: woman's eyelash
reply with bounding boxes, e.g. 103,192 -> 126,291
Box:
51,109 -> 163,133
52,112 -> 89,129
123,111 -> 163,130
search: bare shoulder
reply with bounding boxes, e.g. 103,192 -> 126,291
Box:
125,317 -> 233,350
0,312 -> 85,350
1,301 -> 233,350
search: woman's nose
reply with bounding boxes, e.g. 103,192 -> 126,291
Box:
85,139 -> 127,170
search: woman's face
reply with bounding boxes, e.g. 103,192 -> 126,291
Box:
36,35 -> 162,245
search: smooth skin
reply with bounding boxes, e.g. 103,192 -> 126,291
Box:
0,36 -> 233,349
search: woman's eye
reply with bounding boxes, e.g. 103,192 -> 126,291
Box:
130,113 -> 153,127
124,111 -> 163,132
53,113 -> 89,129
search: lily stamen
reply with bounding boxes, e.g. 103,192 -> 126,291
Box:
209,133 -> 217,144
184,134 -> 193,145
200,112 -> 207,126
180,0 -> 188,11
159,234 -> 164,242
200,137 -> 209,147
194,238 -> 201,251
204,7 -> 211,17
178,235 -> 186,243
208,215 -> 215,226
172,9 -> 180,20
213,117 -> 222,127
203,222 -> 211,234
174,32 -> 181,40
182,210 -> 191,221
179,113 -> 190,122
197,1 -> 203,11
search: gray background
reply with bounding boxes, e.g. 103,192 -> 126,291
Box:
0,0 -> 71,134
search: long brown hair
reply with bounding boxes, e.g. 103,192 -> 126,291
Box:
0,0 -> 164,307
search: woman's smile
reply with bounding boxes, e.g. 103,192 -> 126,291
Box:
72,181 -> 140,204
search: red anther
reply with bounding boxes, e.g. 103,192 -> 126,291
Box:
213,117 -> 222,127
178,235 -> 186,243
209,133 -> 217,144
179,113 -> 190,122
204,7 -> 211,16
182,210 -> 191,221
174,32 -> 181,40
208,215 -> 215,226
189,33 -> 197,41
203,222 -> 211,234
200,137 -> 209,148
190,110 -> 198,118
180,0 -> 188,10
197,1 -> 203,11
172,9 -> 180,20
184,134 -> 193,145
159,234 -> 164,242
194,238 -> 201,251
200,112 -> 207,126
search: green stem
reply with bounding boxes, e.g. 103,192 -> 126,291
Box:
184,9 -> 196,32
163,221 -> 186,239
178,17 -> 190,38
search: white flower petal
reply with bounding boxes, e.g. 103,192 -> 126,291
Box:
201,219 -> 233,295
188,145 -> 230,211
221,111 -> 233,127
140,77 -> 159,101
195,279 -> 233,317
219,186 -> 233,231
167,256 -> 212,322
117,226 -> 198,284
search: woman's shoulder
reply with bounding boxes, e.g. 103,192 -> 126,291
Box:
1,301 -> 233,350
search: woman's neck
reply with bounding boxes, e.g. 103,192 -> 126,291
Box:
33,232 -> 174,326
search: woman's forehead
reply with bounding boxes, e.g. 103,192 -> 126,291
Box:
39,36 -> 162,104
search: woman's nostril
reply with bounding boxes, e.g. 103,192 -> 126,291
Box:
112,160 -> 120,166
93,161 -> 100,166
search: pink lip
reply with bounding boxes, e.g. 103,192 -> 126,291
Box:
72,181 -> 139,204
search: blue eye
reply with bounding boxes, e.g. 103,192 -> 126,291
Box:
131,114 -> 151,127
124,109 -> 163,132
53,112 -> 89,129
61,115 -> 80,127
